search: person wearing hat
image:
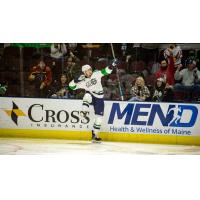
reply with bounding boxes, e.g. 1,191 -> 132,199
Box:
174,58 -> 200,101
152,77 -> 166,102
69,59 -> 118,142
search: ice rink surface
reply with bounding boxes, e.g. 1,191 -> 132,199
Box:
0,137 -> 200,155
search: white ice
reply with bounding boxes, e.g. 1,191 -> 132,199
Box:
0,137 -> 200,155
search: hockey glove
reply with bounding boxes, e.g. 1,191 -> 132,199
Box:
112,58 -> 119,68
74,74 -> 85,83
108,59 -> 119,70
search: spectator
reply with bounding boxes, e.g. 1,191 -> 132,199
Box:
68,43 -> 77,52
153,60 -> 174,102
64,51 -> 81,79
102,79 -> 112,100
155,60 -> 168,82
121,43 -> 127,56
28,60 -> 52,97
151,59 -> 160,74
174,59 -> 200,100
50,74 -> 73,99
152,78 -> 166,102
188,50 -> 197,61
129,76 -> 150,101
50,43 -> 67,59
142,65 -> 151,78
187,50 -> 199,70
106,77 -> 121,100
163,44 -> 182,87
50,43 -> 67,81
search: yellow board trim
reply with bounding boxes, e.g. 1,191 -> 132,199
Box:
0,129 -> 91,140
0,128 -> 200,146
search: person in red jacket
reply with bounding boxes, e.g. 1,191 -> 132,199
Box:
155,60 -> 168,82
28,60 -> 52,97
155,53 -> 176,87
164,44 -> 182,87
155,58 -> 175,102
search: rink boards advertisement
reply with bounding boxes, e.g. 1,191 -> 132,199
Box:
0,97 -> 200,145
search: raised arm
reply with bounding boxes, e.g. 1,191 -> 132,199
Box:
100,59 -> 119,77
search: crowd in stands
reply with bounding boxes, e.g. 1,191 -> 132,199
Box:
0,43 -> 200,103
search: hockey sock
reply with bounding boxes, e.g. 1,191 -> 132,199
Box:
82,101 -> 90,111
93,115 -> 103,138
82,93 -> 92,112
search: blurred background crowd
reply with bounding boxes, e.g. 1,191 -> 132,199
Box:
0,43 -> 200,103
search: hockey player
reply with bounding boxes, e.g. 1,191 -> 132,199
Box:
69,59 -> 118,142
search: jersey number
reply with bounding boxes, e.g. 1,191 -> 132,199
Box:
86,78 -> 97,88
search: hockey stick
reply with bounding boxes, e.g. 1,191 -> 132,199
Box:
110,43 -> 124,101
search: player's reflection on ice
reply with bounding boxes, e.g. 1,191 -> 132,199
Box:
0,138 -> 200,155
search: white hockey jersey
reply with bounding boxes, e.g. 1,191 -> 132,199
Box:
69,66 -> 112,98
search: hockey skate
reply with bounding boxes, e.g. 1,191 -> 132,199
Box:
92,131 -> 102,143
